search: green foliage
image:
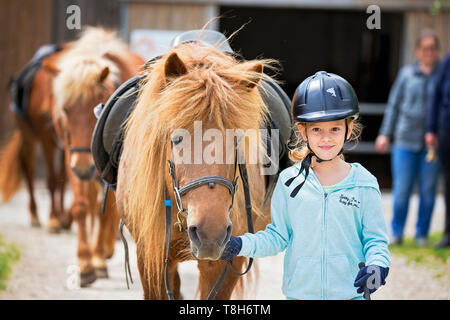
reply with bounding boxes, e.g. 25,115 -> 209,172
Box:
430,0 -> 450,14
389,232 -> 450,283
0,235 -> 20,290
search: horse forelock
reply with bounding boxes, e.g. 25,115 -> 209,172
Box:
52,27 -> 130,118
121,43 -> 275,296
53,54 -> 120,117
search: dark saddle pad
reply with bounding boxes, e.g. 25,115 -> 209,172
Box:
91,75 -> 293,189
9,44 -> 62,118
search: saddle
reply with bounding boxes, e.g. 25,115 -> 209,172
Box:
91,73 -> 294,195
9,44 -> 62,119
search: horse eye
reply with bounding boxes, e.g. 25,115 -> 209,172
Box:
171,135 -> 183,145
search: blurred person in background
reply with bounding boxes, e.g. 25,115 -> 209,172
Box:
426,52 -> 450,248
375,29 -> 442,246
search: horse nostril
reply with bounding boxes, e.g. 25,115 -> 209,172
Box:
223,224 -> 232,246
71,165 -> 95,181
88,165 -> 96,176
188,226 -> 202,248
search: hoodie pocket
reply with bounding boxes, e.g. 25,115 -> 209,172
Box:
286,256 -> 321,299
326,254 -> 357,299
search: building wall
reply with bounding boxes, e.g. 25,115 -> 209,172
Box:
123,2 -> 219,40
0,0 -> 53,140
402,11 -> 450,65
51,0 -> 121,43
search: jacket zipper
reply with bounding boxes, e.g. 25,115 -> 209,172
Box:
321,187 -> 350,299
322,192 -> 328,300
312,167 -> 354,299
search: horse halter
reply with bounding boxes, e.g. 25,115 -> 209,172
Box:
64,80 -> 121,155
66,131 -> 91,154
167,141 -> 239,232
163,138 -> 255,300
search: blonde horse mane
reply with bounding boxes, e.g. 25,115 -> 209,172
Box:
122,42 -> 276,298
52,27 -> 125,117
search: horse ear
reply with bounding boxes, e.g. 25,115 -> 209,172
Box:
240,63 -> 263,90
164,52 -> 187,81
102,52 -> 116,61
102,52 -> 119,64
42,61 -> 61,75
98,66 -> 110,84
103,52 -> 123,70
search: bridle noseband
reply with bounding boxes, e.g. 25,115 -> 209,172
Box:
66,131 -> 91,154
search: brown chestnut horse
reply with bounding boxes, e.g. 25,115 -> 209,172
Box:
116,42 -> 275,299
0,46 -> 70,233
48,28 -> 145,287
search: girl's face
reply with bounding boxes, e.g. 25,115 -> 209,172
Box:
298,120 -> 353,161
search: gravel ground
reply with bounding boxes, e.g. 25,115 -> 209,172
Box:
0,181 -> 448,300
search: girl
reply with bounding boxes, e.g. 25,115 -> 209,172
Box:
221,71 -> 391,300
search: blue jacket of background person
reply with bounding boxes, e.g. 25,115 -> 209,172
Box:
379,61 -> 441,152
427,53 -> 450,134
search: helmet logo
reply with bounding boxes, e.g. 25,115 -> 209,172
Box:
326,88 -> 337,97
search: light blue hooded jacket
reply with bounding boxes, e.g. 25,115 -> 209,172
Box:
238,162 -> 391,300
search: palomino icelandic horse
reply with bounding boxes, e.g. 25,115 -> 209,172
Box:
0,45 -> 70,233
48,27 -> 145,287
116,42 -> 280,299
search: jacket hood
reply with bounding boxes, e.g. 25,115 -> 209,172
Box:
283,161 -> 380,192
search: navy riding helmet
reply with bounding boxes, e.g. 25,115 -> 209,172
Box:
292,71 -> 359,123
285,71 -> 360,198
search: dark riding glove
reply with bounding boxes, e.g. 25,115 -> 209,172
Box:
220,236 -> 242,261
354,265 -> 389,294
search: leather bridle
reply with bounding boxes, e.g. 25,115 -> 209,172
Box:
63,79 -> 121,155
167,140 -> 239,233
117,135 -> 261,299
66,131 -> 91,154
163,139 -> 255,300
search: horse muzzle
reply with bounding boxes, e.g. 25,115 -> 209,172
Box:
71,165 -> 96,181
188,223 -> 232,260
